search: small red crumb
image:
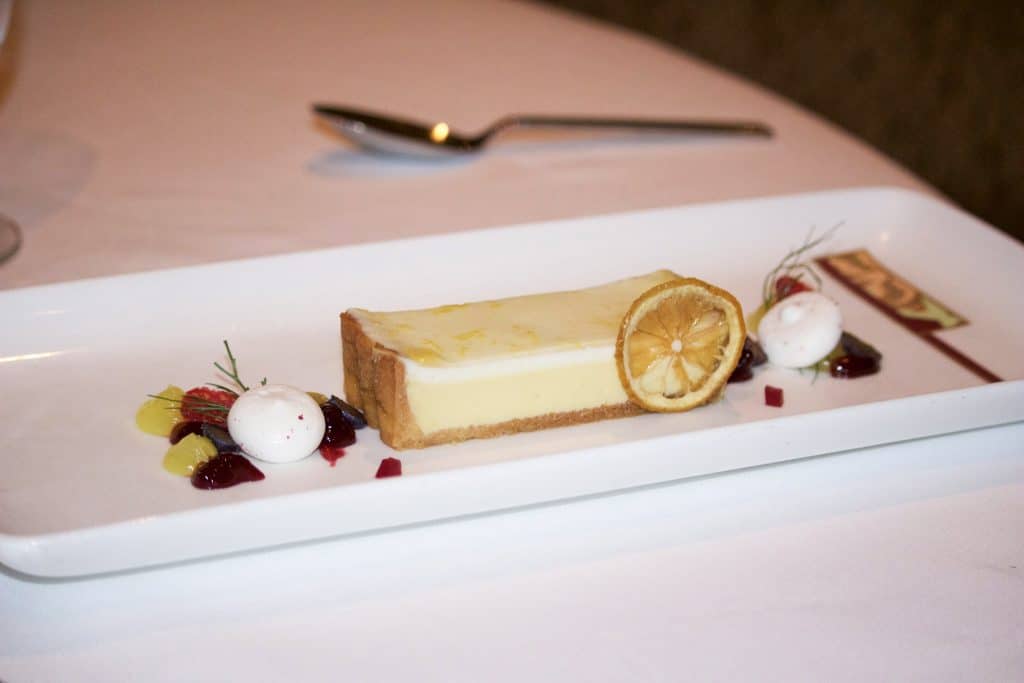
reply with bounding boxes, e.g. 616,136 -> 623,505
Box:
298,414 -> 304,420
765,385 -> 784,407
375,457 -> 402,479
320,445 -> 346,467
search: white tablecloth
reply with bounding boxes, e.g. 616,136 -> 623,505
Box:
0,0 -> 927,290
2,2 -> 1020,681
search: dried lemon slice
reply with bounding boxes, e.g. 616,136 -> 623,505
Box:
616,278 -> 745,412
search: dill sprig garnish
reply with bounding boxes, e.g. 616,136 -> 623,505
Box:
214,340 -> 251,393
209,339 -> 267,392
146,393 -> 230,414
145,341 -> 266,413
206,382 -> 240,396
760,223 -> 842,308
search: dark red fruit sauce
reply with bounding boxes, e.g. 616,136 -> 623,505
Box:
830,354 -> 878,378
328,395 -> 368,430
319,401 -> 356,465
829,332 -> 882,379
319,445 -> 346,467
169,421 -> 203,444
321,402 -> 357,448
728,337 -> 768,383
191,452 -> 265,489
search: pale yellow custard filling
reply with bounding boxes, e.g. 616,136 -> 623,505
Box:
349,270 -> 679,435
404,348 -> 624,433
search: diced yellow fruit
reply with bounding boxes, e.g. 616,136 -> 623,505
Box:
135,385 -> 185,436
162,434 -> 218,477
307,391 -> 329,406
747,302 -> 768,335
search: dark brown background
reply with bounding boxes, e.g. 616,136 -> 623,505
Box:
540,0 -> 1022,243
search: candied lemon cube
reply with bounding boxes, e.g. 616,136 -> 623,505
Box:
162,433 -> 218,477
135,385 -> 185,436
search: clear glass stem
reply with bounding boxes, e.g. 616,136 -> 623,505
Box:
0,213 -> 22,264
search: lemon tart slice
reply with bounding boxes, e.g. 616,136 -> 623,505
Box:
342,270 -> 735,449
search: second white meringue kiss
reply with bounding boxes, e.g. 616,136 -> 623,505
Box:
758,291 -> 842,368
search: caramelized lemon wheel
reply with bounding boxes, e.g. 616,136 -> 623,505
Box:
616,278 -> 745,412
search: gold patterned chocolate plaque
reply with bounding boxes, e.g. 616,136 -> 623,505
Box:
817,249 -> 999,383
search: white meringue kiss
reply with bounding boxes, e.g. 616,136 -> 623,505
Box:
227,384 -> 325,463
759,291 -> 842,368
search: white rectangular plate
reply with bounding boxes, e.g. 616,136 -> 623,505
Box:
2,187 -> 1022,578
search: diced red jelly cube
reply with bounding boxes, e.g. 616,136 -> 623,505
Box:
375,457 -> 402,478
764,385 -> 784,407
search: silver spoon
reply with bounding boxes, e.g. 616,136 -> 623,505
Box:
312,103 -> 772,158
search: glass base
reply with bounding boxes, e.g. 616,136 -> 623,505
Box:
0,213 -> 22,264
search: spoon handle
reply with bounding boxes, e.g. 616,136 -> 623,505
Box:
495,115 -> 772,138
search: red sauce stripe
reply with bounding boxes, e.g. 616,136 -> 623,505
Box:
816,255 -> 1002,384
